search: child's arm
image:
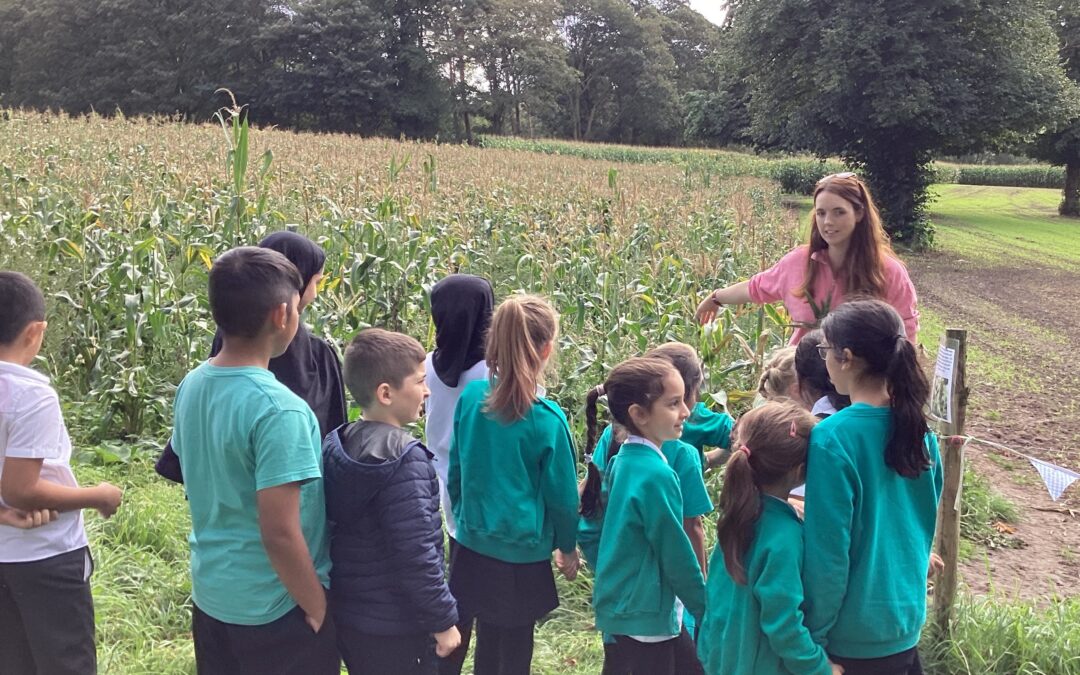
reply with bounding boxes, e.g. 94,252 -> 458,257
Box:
257,483 -> 327,633
756,538 -> 832,675
801,435 -> 857,645
541,421 -> 580,576
374,447 -> 459,639
1,458 -> 121,517
646,475 -> 706,620
683,516 -> 708,575
0,505 -> 60,529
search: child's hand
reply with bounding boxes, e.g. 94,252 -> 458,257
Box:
829,661 -> 845,675
928,551 -> 945,580
434,625 -> 461,657
0,506 -> 60,529
93,482 -> 123,518
556,549 -> 580,580
304,610 -> 325,634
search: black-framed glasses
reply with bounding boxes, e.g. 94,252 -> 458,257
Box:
817,345 -> 834,360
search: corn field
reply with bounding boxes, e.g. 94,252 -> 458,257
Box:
0,109 -> 802,448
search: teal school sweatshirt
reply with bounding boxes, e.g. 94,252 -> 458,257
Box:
680,402 -> 734,455
448,379 -> 579,563
593,442 -> 706,637
802,403 -> 943,658
697,496 -> 831,675
578,424 -> 713,570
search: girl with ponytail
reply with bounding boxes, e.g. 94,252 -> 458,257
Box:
697,400 -> 841,675
588,357 -> 706,675
802,299 -> 942,675
579,344 -> 715,672
446,295 -> 579,675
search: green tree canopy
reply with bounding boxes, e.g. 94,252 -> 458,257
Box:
721,0 -> 1080,244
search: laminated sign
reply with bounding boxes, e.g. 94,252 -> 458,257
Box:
928,336 -> 958,425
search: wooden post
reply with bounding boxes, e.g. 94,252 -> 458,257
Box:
934,329 -> 968,636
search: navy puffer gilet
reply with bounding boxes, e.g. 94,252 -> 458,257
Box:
323,420 -> 458,635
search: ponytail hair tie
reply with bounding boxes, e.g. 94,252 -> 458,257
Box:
593,384 -> 606,397
789,420 -> 799,439
739,444 -> 751,457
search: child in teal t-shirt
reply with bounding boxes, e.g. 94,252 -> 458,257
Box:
172,247 -> 337,674
697,400 -> 838,675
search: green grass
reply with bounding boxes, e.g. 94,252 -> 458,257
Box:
76,459 -> 195,674
923,594 -> 1080,674
929,185 -> 1080,269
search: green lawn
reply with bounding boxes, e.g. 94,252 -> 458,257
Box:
929,184 -> 1080,268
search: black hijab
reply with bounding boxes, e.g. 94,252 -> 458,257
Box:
430,274 -> 495,387
211,231 -> 347,437
157,231 -> 346,484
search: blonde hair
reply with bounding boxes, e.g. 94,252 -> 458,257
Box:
485,295 -> 559,421
757,346 -> 797,400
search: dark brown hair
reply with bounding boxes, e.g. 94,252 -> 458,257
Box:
344,328 -> 426,407
484,295 -> 558,421
796,174 -> 901,301
794,329 -> 850,412
645,342 -> 704,406
209,247 -> 303,338
0,271 -> 46,345
580,357 -> 678,517
821,299 -> 930,478
717,400 -> 817,584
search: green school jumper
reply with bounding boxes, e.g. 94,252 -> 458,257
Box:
579,426 -> 713,639
697,496 -> 831,675
803,404 -> 943,658
680,402 -> 734,456
593,440 -> 706,637
448,379 -> 578,562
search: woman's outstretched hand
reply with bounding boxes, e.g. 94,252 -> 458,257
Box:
695,293 -> 720,325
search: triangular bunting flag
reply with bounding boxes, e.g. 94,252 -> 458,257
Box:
1028,456 -> 1080,502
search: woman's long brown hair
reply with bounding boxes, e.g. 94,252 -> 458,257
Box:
796,174 -> 900,301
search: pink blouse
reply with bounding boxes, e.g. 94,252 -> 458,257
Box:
747,246 -> 919,344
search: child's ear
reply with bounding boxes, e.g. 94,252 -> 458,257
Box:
539,340 -> 554,361
269,302 -> 288,331
840,348 -> 855,366
375,382 -> 393,407
25,320 -> 47,345
627,402 -> 649,431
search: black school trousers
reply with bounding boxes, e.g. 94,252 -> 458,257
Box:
192,602 -> 340,675
0,546 -> 96,675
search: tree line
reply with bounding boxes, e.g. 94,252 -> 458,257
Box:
0,0 -> 721,147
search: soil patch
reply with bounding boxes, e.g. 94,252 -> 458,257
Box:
907,250 -> 1080,600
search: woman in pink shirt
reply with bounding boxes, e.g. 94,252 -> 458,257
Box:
695,173 -> 919,344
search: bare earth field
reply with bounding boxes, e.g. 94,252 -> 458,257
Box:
907,185 -> 1080,600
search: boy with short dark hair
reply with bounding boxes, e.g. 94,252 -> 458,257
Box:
171,247 -> 337,674
324,328 -> 460,674
0,270 -> 124,674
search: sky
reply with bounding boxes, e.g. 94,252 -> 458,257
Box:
688,0 -> 725,26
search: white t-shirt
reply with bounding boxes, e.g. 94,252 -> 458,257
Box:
424,353 -> 489,538
0,361 -> 88,562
